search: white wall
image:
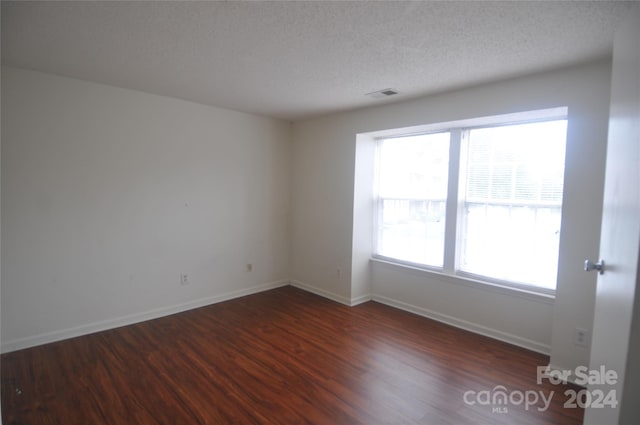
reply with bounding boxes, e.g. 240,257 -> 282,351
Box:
1,67 -> 291,352
0,57 -> 3,425
291,61 -> 611,367
550,62 -> 613,374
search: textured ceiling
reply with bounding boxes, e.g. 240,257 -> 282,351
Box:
1,1 -> 635,121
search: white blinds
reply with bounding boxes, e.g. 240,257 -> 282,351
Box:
459,120 -> 567,288
464,120 -> 567,206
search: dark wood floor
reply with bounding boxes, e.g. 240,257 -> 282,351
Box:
2,286 -> 583,424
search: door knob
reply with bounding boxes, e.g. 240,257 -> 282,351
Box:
584,259 -> 605,274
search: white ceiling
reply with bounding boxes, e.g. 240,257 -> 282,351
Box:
1,1 -> 635,121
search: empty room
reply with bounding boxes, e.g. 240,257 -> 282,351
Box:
1,1 -> 639,424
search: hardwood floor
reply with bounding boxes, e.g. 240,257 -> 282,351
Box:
2,286 -> 583,424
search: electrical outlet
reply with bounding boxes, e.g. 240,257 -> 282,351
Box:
575,328 -> 589,347
180,273 -> 189,286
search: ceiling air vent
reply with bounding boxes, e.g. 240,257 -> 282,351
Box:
365,88 -> 399,99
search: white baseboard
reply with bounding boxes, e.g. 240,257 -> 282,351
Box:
289,280 -> 356,306
288,282 -> 549,354
350,293 -> 373,306
371,294 -> 551,355
1,280 -> 289,353
3,280 -> 549,357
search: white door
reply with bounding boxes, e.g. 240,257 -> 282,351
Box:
583,6 -> 640,425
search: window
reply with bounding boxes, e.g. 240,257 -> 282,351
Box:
376,132 -> 450,267
374,111 -> 568,292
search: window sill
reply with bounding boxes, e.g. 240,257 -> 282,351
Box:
370,257 -> 555,304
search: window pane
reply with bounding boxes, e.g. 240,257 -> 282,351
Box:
459,120 -> 567,289
378,200 -> 446,266
376,132 -> 450,268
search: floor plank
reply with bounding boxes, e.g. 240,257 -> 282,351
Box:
1,286 -> 583,424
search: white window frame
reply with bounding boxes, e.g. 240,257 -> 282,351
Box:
373,107 -> 568,295
374,130 -> 451,270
